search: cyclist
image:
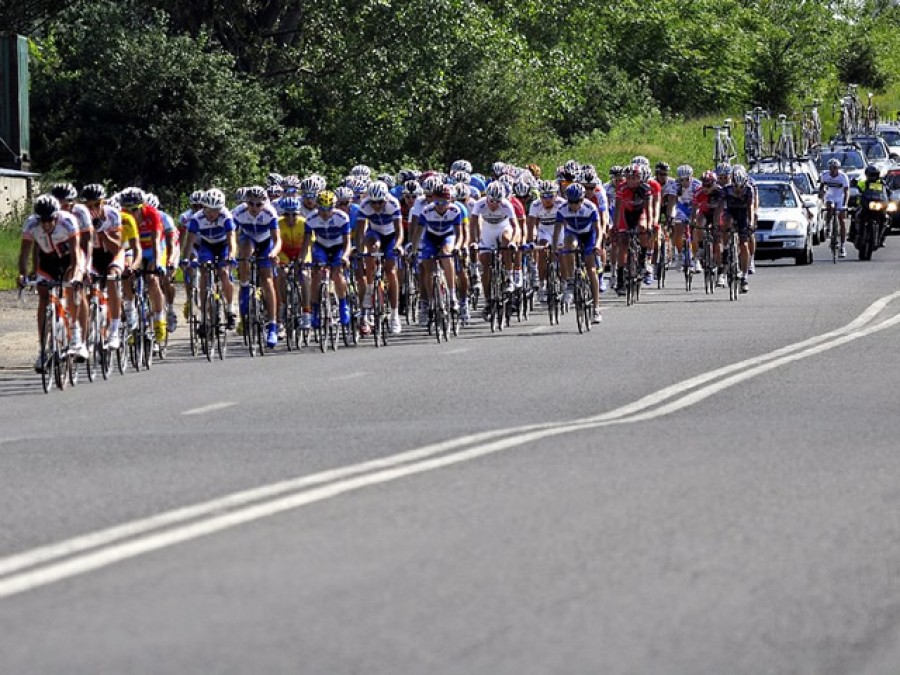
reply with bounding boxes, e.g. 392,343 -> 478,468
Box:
177,190 -> 203,318
851,164 -> 890,247
51,183 -> 92,357
83,184 -> 128,351
581,167 -> 610,292
302,190 -> 353,329
667,165 -> 702,273
412,183 -> 463,324
119,187 -> 168,343
818,157 -> 850,257
276,196 -> 311,330
233,185 -> 282,348
452,181 -> 474,325
358,180 -> 404,335
471,181 -> 518,320
18,195 -> 86,368
613,164 -> 653,294
713,165 -> 755,293
554,183 -> 602,324
527,179 -> 565,302
146,193 -> 179,332
182,188 -> 237,330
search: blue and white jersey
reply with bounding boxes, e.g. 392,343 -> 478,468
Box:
668,178 -> 702,221
305,209 -> 352,247
359,196 -> 402,235
188,207 -> 235,245
589,185 -> 609,213
178,208 -> 196,229
390,184 -> 404,201
419,202 -> 463,236
556,200 -> 599,234
232,202 -> 279,243
455,201 -> 471,222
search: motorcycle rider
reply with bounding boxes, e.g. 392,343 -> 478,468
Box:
850,165 -> 889,248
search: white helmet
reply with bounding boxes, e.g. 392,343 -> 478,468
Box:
200,188 -> 226,210
367,181 -> 389,201
485,182 -> 506,200
676,164 -> 694,179
144,193 -> 160,209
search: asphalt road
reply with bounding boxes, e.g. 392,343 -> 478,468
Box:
2,242 -> 900,674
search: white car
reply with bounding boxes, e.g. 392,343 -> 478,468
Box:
753,178 -> 815,265
749,165 -> 824,244
875,124 -> 900,161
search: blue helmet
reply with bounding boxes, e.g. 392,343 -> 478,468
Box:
565,183 -> 586,202
279,197 -> 300,213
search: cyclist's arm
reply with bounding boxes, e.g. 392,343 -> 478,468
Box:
269,227 -> 282,260
470,214 -> 481,249
340,233 -> 352,264
17,237 -> 33,281
526,215 -> 537,243
67,233 -> 83,283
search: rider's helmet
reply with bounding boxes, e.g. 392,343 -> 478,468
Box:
119,187 -> 145,207
631,155 -> 650,167
639,164 -> 652,182
334,186 -> 354,202
376,173 -> 395,189
581,167 -> 599,186
701,170 -> 717,185
402,180 -> 422,197
676,164 -> 694,179
827,158 -> 841,170
538,180 -> 557,196
433,184 -> 453,201
266,185 -> 283,200
33,194 -> 60,219
81,184 -> 106,202
316,190 -> 336,209
565,183 -> 586,202
244,185 -> 267,202
200,189 -> 226,211
350,164 -> 371,178
397,168 -> 418,183
609,165 -> 624,178
189,190 -> 205,206
367,181 -> 389,201
655,161 -> 670,173
454,182 -> 470,200
715,163 -> 733,177
485,182 -> 506,201
144,193 -> 161,209
280,197 -> 300,213
731,165 -> 749,188
266,172 -> 284,187
864,164 -> 880,180
513,179 -> 533,198
450,159 -> 473,174
299,177 -> 318,197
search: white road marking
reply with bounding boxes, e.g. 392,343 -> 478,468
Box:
444,348 -> 470,355
1,292 -> 899,599
528,326 -> 548,334
181,402 -> 236,416
330,372 -> 370,381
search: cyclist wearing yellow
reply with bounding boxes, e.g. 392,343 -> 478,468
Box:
277,196 -> 312,330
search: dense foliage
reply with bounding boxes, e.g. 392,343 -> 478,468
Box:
18,0 -> 900,199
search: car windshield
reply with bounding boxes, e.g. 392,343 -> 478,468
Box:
818,151 -> 866,170
886,173 -> 900,191
860,142 -> 887,160
758,184 -> 798,208
791,174 -> 813,194
878,129 -> 900,146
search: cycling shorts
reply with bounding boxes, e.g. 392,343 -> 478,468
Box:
279,246 -> 303,264
675,203 -> 692,222
197,240 -> 231,268
36,251 -> 73,285
241,237 -> 275,269
564,230 -> 598,260
537,223 -> 557,245
478,221 -> 513,249
312,242 -> 345,267
364,231 -> 400,260
616,210 -> 646,233
141,247 -> 167,269
420,231 -> 455,260
725,211 -> 752,242
91,247 -> 125,277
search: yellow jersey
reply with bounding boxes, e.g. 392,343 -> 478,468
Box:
278,214 -> 310,263
120,211 -> 139,251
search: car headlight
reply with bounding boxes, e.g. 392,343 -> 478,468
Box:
782,220 -> 803,230
868,201 -> 885,211
887,202 -> 898,213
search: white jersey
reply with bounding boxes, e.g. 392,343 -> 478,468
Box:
232,202 -> 280,243
410,195 -> 428,220
529,196 -> 564,242
22,211 -> 80,256
669,178 -> 702,221
820,170 -> 850,205
90,205 -> 122,247
359,196 -> 402,235
70,203 -> 92,234
472,197 -> 517,228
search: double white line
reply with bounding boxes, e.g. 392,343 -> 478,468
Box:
2,291 -> 900,600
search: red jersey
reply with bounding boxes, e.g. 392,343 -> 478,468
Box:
692,186 -> 724,216
509,196 -> 526,222
134,205 -> 163,252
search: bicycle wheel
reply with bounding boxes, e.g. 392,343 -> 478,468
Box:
115,325 -> 125,375
202,291 -> 214,362
656,238 -> 667,289
40,306 -> 53,393
86,303 -> 99,383
574,280 -> 585,334
372,283 -> 384,347
214,296 -> 226,360
188,290 -> 199,357
246,286 -> 257,357
284,281 -> 297,352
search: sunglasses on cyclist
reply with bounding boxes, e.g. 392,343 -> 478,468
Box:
370,199 -> 384,206
540,192 -> 556,199
337,200 -> 351,207
487,197 -> 502,204
433,199 -> 449,206
248,201 -> 264,207
318,206 -> 334,212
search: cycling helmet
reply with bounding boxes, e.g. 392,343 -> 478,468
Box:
51,183 -> 78,202
189,190 -> 205,205
450,170 -> 471,185
485,182 -> 506,200
565,183 -> 586,202
233,187 -> 248,203
311,174 -> 328,191
334,186 -> 354,202
581,167 -> 599,186
526,163 -> 542,179
282,175 -> 302,190
420,175 -> 442,194
316,190 -> 336,208
609,165 -> 624,177
33,194 -> 60,219
454,182 -> 470,200
266,185 -> 283,200
402,180 -> 422,197
715,163 -> 732,177
280,197 -> 300,213
513,180 -> 532,198
119,187 -> 145,207
639,164 -> 652,182
827,158 -> 841,170
701,170 -> 717,185
377,173 -> 396,189
676,164 -> 694,179
348,177 -> 369,195
350,164 -> 371,178
144,193 -> 161,209
299,177 -> 318,197
451,159 -> 473,174
81,184 -> 106,201
491,161 -> 507,178
731,165 -> 749,188
200,189 -> 227,210
397,168 -> 418,183
631,155 -> 650,167
864,164 -> 880,179
433,184 -> 453,201
107,196 -> 120,210
538,180 -> 557,195
655,161 -> 670,172
245,185 -> 267,202
563,159 -> 581,175
266,172 -> 284,187
367,181 -> 389,201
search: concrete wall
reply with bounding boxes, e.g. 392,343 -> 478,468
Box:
0,174 -> 33,221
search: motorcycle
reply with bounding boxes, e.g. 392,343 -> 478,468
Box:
849,182 -> 896,260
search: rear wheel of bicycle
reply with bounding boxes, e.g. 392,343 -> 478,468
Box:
85,307 -> 98,383
656,239 -> 667,289
202,294 -> 214,362
214,298 -> 227,360
188,294 -> 199,357
115,328 -> 125,375
575,284 -> 585,334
